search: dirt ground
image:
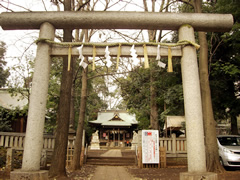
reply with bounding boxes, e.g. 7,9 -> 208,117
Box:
53,165 -> 240,180
1,150 -> 240,179
1,165 -> 240,179
128,165 -> 240,180
66,165 -> 240,180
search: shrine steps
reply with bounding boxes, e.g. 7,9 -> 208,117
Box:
86,156 -> 136,166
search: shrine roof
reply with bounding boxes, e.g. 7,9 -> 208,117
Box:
89,110 -> 138,127
163,116 -> 185,130
0,89 -> 28,110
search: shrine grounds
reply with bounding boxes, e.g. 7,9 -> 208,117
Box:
1,149 -> 240,179
47,164 -> 240,180
57,164 -> 240,180
2,161 -> 240,179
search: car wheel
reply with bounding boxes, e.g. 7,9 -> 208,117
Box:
219,157 -> 229,170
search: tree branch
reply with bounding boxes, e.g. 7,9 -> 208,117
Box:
88,70 -> 133,80
75,0 -> 91,11
176,0 -> 194,8
1,1 -> 32,12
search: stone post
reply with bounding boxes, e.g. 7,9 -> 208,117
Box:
6,148 -> 14,173
21,22 -> 55,171
179,24 -> 206,172
179,25 -> 217,179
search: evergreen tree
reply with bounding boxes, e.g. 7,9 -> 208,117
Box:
210,0 -> 240,134
0,41 -> 10,87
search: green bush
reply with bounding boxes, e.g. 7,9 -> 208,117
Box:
13,150 -> 23,169
0,147 -> 6,168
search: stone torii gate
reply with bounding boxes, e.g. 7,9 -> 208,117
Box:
0,11 -> 233,179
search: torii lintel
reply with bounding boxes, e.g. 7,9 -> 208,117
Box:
0,11 -> 233,32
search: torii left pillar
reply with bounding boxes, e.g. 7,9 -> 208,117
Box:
10,22 -> 55,180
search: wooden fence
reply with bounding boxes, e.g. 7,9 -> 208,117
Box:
0,132 -> 186,155
159,134 -> 187,157
0,132 -> 187,156
0,132 -> 85,171
0,132 -> 83,150
0,132 -> 56,150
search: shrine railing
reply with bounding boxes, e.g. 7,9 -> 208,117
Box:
0,132 -> 86,171
0,132 -> 186,157
0,132 -> 55,149
0,132 -> 83,150
159,134 -> 187,157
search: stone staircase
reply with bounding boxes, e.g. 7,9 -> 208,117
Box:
86,149 -> 136,166
86,156 -> 136,166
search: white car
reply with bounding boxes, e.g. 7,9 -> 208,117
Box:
217,135 -> 240,168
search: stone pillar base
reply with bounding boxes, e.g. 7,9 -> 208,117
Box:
10,170 -> 48,180
180,172 -> 217,180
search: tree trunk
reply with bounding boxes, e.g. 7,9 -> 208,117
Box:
69,58 -> 76,129
49,0 -> 73,177
72,62 -> 88,170
194,0 -> 224,173
231,115 -> 238,135
72,29 -> 89,170
150,64 -> 159,130
228,82 -> 239,135
143,0 -> 159,130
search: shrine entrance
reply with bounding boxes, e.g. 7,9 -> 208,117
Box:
0,11 -> 233,179
89,110 -> 138,148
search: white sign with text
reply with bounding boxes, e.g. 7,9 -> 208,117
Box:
142,130 -> 159,164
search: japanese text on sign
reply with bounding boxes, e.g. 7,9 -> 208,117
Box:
142,130 -> 159,164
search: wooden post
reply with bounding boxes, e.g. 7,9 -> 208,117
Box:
107,130 -> 109,146
20,117 -> 24,133
123,131 -> 125,147
159,147 -> 167,168
118,128 -> 120,147
113,128 -> 115,147
172,133 -> 176,155
138,146 -> 142,168
80,147 -> 84,167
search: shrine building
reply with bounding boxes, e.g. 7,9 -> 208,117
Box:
89,110 -> 138,147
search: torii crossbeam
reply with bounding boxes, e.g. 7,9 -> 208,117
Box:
0,11 -> 232,31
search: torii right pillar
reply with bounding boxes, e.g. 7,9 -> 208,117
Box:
179,25 -> 217,180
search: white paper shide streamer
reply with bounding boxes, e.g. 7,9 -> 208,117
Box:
105,46 -> 112,67
130,45 -> 138,62
156,45 -> 166,68
77,45 -> 88,69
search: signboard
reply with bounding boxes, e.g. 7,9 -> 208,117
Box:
142,130 -> 159,164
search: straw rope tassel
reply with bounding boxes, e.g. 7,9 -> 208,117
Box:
68,45 -> 72,71
92,45 -> 96,71
116,44 -> 121,70
143,44 -> 149,69
167,47 -> 173,72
